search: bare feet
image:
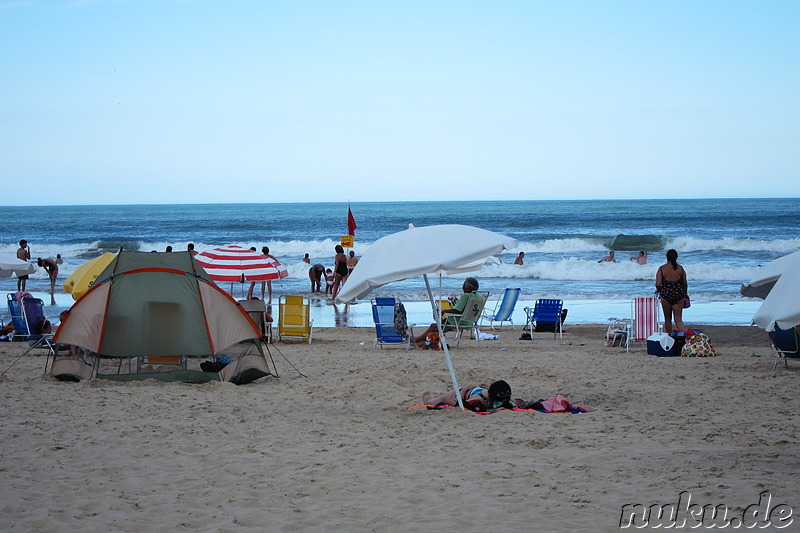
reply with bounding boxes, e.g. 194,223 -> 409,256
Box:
422,392 -> 432,404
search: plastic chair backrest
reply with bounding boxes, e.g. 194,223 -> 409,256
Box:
23,298 -> 46,333
491,288 -> 521,321
533,299 -> 563,322
280,295 -> 309,333
7,295 -> 27,334
239,299 -> 268,336
373,297 -> 403,342
452,292 -> 488,327
771,327 -> 800,355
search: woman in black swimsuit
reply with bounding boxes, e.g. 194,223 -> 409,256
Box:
331,244 -> 348,299
655,249 -> 688,332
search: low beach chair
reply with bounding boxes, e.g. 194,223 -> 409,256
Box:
482,288 -> 521,330
238,298 -> 272,343
625,297 -> 661,352
769,326 -> 800,370
524,299 -> 564,339
278,295 -> 313,343
446,291 -> 489,348
7,293 -> 51,345
604,318 -> 629,347
371,297 -> 410,350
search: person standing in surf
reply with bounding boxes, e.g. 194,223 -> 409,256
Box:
655,249 -> 688,333
331,245 -> 348,300
630,251 -> 647,265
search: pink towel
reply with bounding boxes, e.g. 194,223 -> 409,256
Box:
536,394 -> 588,413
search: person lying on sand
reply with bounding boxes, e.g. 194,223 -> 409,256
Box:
422,380 -> 514,411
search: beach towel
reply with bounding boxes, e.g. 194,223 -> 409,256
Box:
393,301 -> 408,339
525,394 -> 589,413
475,329 -> 499,341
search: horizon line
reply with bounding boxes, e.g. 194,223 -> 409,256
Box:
1,196 -> 797,209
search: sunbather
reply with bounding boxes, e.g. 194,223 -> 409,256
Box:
422,379 -> 513,411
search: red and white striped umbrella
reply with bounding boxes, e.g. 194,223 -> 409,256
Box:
195,245 -> 289,283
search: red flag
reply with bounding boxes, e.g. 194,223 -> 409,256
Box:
347,206 -> 357,236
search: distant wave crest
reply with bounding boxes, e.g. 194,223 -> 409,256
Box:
481,260 -> 762,283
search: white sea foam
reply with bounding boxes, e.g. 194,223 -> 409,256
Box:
507,236 -> 800,254
5,233 -> 798,264
666,236 -> 800,253
5,245 -> 770,286
481,259 -> 759,282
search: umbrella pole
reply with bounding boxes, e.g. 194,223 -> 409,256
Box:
424,274 -> 464,411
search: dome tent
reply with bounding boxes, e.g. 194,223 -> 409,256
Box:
52,250 -> 271,384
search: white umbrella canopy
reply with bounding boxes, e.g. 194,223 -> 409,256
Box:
745,251 -> 800,331
336,224 -> 518,303
740,251 -> 800,299
0,254 -> 36,278
335,224 -> 518,410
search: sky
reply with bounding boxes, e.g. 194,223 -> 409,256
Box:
1,0 -> 798,206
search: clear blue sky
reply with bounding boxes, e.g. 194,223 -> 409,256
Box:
1,0 -> 798,206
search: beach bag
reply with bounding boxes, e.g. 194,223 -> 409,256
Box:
424,332 -> 441,351
681,332 -> 716,357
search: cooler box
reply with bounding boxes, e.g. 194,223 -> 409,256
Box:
647,332 -> 676,357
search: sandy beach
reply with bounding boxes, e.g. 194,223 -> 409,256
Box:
0,324 -> 796,532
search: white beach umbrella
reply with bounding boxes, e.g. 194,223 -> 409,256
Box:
336,224 -> 518,409
740,251 -> 800,299
0,254 -> 36,278
743,251 -> 800,331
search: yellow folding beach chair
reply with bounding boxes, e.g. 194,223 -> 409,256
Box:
278,295 -> 313,343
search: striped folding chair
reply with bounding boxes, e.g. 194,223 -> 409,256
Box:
626,297 -> 662,352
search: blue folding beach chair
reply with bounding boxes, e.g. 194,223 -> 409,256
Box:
371,297 -> 410,350
482,288 -> 521,330
770,326 -> 800,370
524,298 -> 564,339
7,293 -> 47,342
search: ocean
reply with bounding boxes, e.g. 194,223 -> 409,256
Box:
2,198 -> 797,327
